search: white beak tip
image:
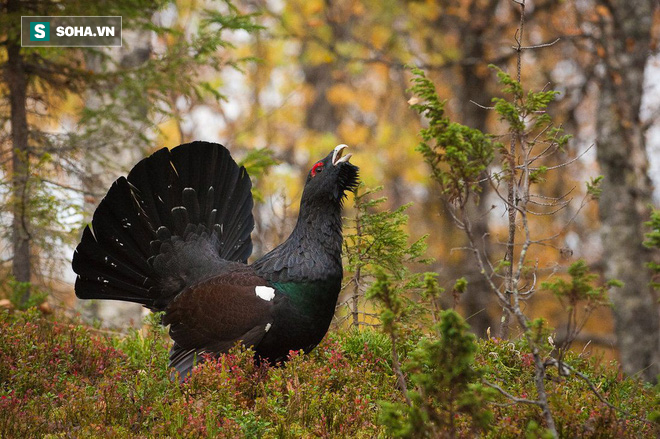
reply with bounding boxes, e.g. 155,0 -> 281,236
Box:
332,144 -> 350,165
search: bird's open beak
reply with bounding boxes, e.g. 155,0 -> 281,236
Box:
332,144 -> 352,166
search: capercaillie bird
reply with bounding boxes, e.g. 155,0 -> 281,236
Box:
72,142 -> 359,379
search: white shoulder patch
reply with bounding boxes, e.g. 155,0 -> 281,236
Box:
265,323 -> 272,332
255,286 -> 275,301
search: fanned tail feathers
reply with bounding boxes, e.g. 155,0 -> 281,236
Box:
73,141 -> 254,309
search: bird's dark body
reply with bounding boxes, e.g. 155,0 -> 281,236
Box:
72,141 -> 358,379
257,278 -> 342,360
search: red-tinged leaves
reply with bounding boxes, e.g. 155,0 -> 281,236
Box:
1,309 -> 658,437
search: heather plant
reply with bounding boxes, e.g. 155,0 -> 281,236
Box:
0,309 -> 398,438
2,307 -> 657,437
478,336 -> 659,437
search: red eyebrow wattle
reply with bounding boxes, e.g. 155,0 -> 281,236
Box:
311,162 -> 324,177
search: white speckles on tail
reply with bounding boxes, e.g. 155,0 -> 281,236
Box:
265,323 -> 272,332
255,286 -> 275,301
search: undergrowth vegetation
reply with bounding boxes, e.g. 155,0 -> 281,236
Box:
1,307 -> 658,438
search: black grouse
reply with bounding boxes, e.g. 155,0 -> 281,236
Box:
72,141 -> 359,379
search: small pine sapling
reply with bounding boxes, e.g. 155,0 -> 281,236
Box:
408,1 -> 625,435
541,260 -> 617,364
342,184 -> 436,412
342,184 -> 430,327
367,272 -> 412,404
369,268 -> 495,437
378,304 -> 495,437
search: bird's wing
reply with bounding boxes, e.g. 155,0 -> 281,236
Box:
162,268 -> 276,377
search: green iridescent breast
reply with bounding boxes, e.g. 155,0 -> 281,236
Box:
272,277 -> 341,316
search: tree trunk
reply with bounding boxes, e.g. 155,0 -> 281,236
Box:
453,0 -> 500,337
6,25 -> 31,304
595,0 -> 660,382
303,63 -> 340,133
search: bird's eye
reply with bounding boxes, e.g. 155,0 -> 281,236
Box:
311,162 -> 324,177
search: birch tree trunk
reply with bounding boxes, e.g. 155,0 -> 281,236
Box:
595,0 -> 660,382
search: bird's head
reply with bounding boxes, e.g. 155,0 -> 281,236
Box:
302,144 -> 359,204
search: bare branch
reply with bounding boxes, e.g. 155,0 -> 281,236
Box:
529,186 -> 577,202
530,144 -> 594,171
469,100 -> 495,110
483,380 -> 542,406
517,38 -> 561,50
527,203 -> 570,216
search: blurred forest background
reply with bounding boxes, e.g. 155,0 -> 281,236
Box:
2,0 -> 660,385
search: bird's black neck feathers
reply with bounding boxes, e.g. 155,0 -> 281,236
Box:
253,195 -> 344,283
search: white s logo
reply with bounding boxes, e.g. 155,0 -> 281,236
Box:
34,24 -> 45,39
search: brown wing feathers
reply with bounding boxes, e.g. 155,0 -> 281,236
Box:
165,270 -> 275,378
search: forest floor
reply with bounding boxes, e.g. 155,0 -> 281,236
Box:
0,307 -> 658,438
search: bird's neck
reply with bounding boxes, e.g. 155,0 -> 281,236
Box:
290,199 -> 344,256
253,198 -> 344,282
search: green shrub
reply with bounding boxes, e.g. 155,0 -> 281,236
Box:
380,310 -> 495,438
0,309 -> 658,438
